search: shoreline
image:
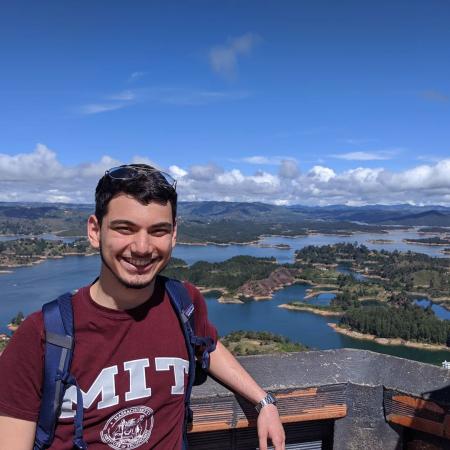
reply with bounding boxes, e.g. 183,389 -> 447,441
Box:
176,229 -> 386,247
403,239 -> 450,247
279,303 -> 343,317
304,289 -> 339,300
328,323 -> 450,351
0,251 -> 98,271
197,287 -> 245,304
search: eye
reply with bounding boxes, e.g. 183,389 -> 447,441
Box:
114,226 -> 133,234
152,228 -> 171,237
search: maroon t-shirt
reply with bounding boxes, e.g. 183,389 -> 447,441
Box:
0,278 -> 217,449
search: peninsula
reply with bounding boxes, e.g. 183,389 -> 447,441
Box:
0,238 -> 96,269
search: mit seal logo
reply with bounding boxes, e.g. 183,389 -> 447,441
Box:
101,406 -> 154,450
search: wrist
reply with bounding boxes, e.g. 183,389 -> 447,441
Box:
255,392 -> 277,413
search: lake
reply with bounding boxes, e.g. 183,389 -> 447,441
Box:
1,229 -> 450,366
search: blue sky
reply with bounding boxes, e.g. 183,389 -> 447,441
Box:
1,0 -> 449,205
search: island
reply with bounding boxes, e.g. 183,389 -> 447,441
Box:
221,331 -> 308,356
403,236 -> 450,246
0,238 -> 97,269
278,302 -> 343,317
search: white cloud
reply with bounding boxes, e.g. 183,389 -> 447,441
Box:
78,87 -> 248,114
79,103 -> 130,115
249,171 -> 280,187
189,164 -> 223,181
382,160 -> 450,191
209,32 -> 262,79
2,147 -> 450,206
0,144 -> 65,180
169,165 -> 188,178
77,155 -> 122,178
217,169 -> 245,186
0,146 -> 148,203
332,151 -> 394,161
307,166 -> 336,182
242,156 -> 272,165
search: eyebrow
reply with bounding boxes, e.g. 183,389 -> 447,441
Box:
109,220 -> 173,229
109,220 -> 135,227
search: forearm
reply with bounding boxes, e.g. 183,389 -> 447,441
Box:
208,341 -> 285,450
208,340 -> 267,404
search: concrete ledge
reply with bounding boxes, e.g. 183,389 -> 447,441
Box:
192,348 -> 450,403
189,349 -> 450,448
190,383 -> 347,432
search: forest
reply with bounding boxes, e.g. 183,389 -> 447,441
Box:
163,255 -> 277,293
221,330 -> 308,356
0,238 -> 93,267
339,303 -> 450,346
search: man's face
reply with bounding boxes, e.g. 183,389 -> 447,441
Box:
88,194 -> 177,290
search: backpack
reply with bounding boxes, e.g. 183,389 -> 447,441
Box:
33,276 -> 216,450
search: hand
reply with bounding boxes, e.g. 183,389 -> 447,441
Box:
256,404 -> 285,450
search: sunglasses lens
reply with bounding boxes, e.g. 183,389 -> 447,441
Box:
106,166 -> 177,189
107,167 -> 137,179
156,172 -> 177,187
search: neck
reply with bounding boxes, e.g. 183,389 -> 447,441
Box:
90,269 -> 156,311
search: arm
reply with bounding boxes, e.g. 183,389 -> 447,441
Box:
208,341 -> 285,450
0,314 -> 44,450
0,415 -> 35,450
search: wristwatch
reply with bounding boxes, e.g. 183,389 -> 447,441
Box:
255,392 -> 277,413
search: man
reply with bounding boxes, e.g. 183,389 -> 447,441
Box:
0,164 -> 285,449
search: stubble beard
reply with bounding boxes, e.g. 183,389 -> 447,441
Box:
99,245 -> 155,290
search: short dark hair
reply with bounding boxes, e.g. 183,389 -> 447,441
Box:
95,164 -> 177,225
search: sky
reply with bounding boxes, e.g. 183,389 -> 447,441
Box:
1,0 -> 449,206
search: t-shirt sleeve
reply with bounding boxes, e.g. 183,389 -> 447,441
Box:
183,282 -> 218,349
0,312 -> 44,421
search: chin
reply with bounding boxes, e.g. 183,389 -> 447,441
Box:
116,272 -> 158,290
121,281 -> 154,290
100,248 -> 161,291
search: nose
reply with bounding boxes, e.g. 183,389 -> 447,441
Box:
130,231 -> 153,255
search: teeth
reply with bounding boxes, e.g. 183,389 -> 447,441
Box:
124,257 -> 154,267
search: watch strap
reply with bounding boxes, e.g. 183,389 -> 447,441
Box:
255,392 -> 277,413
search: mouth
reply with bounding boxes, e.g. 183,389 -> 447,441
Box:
121,256 -> 158,272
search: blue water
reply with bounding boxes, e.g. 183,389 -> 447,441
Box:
0,234 -> 75,243
336,264 -> 367,281
260,229 -> 449,260
2,231 -> 450,365
306,292 -> 336,306
415,299 -> 450,320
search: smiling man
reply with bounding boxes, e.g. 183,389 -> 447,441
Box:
0,164 -> 285,450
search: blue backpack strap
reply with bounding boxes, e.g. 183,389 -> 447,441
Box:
34,293 -> 88,450
162,276 -> 215,449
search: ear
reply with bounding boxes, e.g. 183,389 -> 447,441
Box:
87,215 -> 101,249
171,219 -> 177,249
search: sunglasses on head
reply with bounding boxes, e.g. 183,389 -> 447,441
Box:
105,165 -> 177,190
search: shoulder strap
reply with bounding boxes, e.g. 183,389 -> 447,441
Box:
34,293 -> 87,450
162,276 -> 215,373
161,276 -> 215,449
